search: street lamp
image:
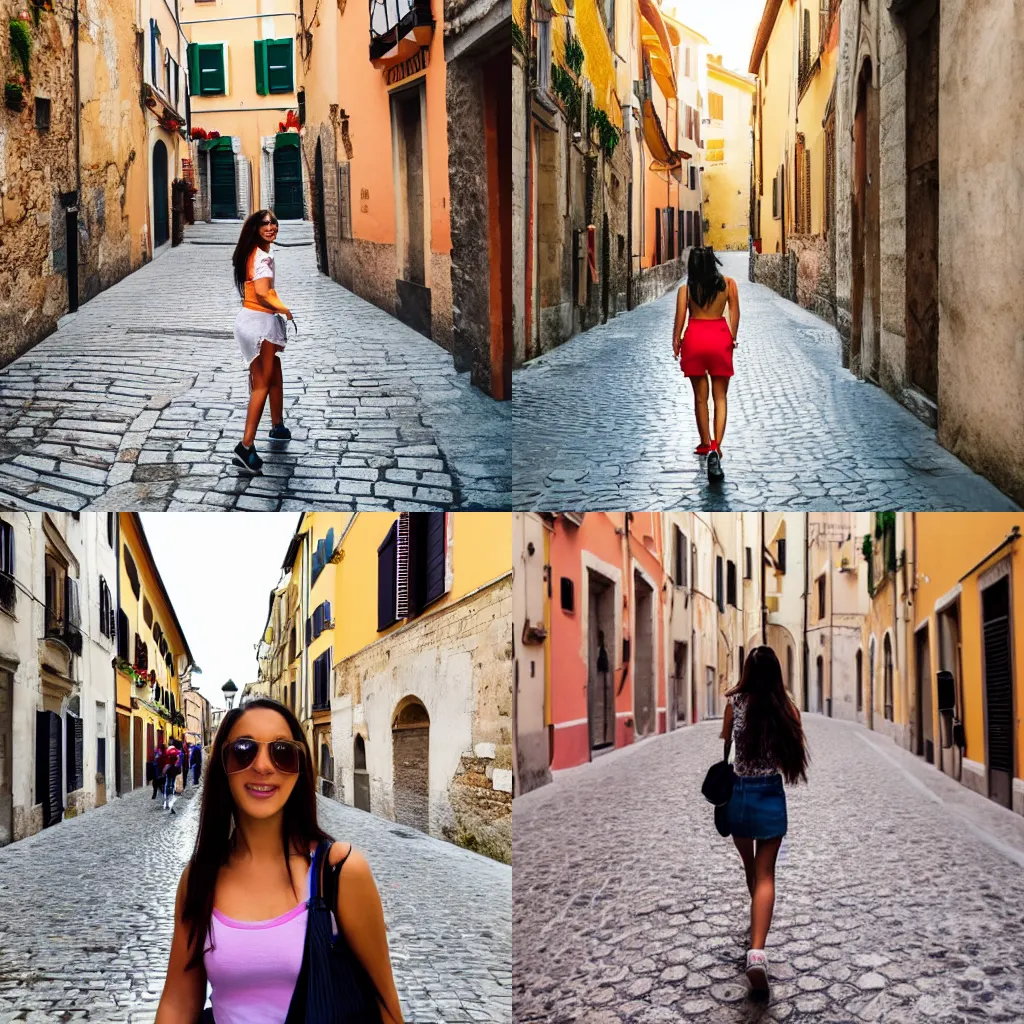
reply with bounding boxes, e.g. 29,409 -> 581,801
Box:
222,678 -> 238,710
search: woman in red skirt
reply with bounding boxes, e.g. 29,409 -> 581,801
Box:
672,246 -> 740,480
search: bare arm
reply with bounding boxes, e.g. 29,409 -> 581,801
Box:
726,277 -> 740,343
672,284 -> 688,358
154,867 -> 207,1024
332,845 -> 405,1024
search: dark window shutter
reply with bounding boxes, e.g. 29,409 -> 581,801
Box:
377,522 -> 398,631
254,38 -> 268,95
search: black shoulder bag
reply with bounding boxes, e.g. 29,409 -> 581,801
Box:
284,839 -> 385,1024
701,737 -> 734,837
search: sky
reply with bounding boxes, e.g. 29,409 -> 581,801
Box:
664,0 -> 766,74
139,513 -> 300,711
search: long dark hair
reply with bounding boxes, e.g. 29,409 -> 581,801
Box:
231,209 -> 278,299
687,245 -> 726,308
181,697 -> 331,970
725,646 -> 809,785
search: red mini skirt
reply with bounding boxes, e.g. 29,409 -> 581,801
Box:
679,317 -> 734,378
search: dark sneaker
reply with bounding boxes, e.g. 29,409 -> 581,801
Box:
707,448 -> 724,481
233,442 -> 263,474
268,422 -> 291,440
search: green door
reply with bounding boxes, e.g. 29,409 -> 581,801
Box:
210,148 -> 236,219
273,144 -> 303,220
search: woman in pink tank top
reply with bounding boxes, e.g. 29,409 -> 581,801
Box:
154,698 -> 404,1024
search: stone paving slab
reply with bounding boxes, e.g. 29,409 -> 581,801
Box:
513,253 -> 1018,511
512,714 -> 1024,1023
0,222 -> 510,511
0,778 -> 510,1023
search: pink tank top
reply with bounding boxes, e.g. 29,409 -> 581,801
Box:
204,860 -> 313,1024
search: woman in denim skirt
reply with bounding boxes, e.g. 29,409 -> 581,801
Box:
720,646 -> 809,998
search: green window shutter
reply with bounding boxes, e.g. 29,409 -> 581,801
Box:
267,39 -> 293,93
254,39 -> 268,95
199,43 -> 225,95
187,43 -> 199,96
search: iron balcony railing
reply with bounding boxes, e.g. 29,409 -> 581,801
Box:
368,0 -> 434,62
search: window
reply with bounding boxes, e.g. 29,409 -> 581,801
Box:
726,561 -> 737,607
124,546 -> 140,599
313,649 -> 332,709
673,527 -> 687,587
254,38 -> 294,95
716,556 -> 724,613
560,577 -> 575,612
776,539 -> 787,574
708,92 -> 724,120
744,547 -> 752,581
188,42 -> 226,96
817,575 -> 826,620
35,96 -> 50,131
0,518 -> 14,614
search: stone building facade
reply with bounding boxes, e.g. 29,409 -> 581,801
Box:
0,1 -> 149,366
834,0 -> 1024,505
331,574 -> 512,863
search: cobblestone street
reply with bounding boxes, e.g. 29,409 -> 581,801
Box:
513,253 -> 1018,510
0,781 -> 511,1023
513,715 -> 1024,1023
0,223 -> 509,512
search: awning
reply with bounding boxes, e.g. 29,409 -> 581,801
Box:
638,0 -> 677,100
275,132 -> 300,148
198,136 -> 233,152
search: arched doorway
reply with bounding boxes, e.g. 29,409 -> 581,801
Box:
273,138 -> 303,220
313,138 -> 329,274
391,697 -> 429,832
353,735 -> 370,812
851,59 -> 880,380
152,140 -> 169,247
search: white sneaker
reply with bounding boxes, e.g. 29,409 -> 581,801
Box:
746,949 -> 770,997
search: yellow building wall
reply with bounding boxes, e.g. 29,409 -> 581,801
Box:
911,514 -> 1024,777
754,0 -> 796,253
705,66 -> 754,251
333,512 -> 512,662
184,0 -> 301,219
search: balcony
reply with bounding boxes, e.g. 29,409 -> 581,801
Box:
369,0 -> 435,70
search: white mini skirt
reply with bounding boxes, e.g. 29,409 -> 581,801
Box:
234,306 -> 287,367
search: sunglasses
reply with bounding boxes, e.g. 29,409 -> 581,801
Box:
222,737 -> 304,775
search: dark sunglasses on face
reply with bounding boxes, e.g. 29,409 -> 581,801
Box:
222,737 -> 304,775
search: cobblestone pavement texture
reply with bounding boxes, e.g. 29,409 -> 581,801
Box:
512,714 -> 1024,1023
0,780 -> 511,1023
513,253 -> 1018,511
0,222 -> 510,512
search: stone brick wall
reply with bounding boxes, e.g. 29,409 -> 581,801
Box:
333,574 -> 512,862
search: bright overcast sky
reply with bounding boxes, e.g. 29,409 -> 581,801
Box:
139,513 -> 300,710
664,0 -> 766,74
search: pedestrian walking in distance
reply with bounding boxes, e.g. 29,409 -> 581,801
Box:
151,742 -> 167,800
672,246 -> 740,482
154,698 -> 404,1024
720,646 -> 809,1000
190,741 -> 202,787
163,742 -> 181,815
231,209 -> 294,475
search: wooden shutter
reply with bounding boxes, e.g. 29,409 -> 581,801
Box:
424,513 -> 446,606
254,39 -> 268,95
395,514 -> 410,620
377,521 -> 399,631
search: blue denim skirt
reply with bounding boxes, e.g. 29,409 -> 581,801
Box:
727,773 -> 787,839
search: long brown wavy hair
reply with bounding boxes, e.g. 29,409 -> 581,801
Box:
725,646 -> 809,785
231,209 -> 278,299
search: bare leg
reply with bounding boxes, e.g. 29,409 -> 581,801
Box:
242,341 -> 276,447
711,376 -> 730,447
750,836 -> 783,949
732,836 -> 756,898
269,351 -> 284,426
688,374 -> 711,447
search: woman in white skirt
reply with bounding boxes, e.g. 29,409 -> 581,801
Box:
230,209 -> 294,473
